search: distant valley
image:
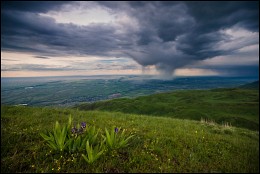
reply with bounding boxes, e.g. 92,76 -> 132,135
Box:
1,75 -> 258,107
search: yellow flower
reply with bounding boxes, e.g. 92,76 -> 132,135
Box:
31,165 -> 35,168
195,130 -> 197,134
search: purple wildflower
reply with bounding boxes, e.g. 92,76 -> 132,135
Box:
115,127 -> 118,133
71,127 -> 77,134
81,122 -> 86,128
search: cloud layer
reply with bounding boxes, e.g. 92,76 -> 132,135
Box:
1,1 -> 259,76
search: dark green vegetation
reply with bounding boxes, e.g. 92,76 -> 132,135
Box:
1,105 -> 259,173
76,85 -> 259,131
239,80 -> 259,90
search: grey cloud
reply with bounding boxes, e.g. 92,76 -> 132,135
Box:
1,10 -> 128,57
185,1 -> 259,32
94,63 -> 139,71
34,56 -> 50,59
98,1 -> 258,76
1,1 -> 72,13
98,58 -> 129,63
121,65 -> 139,70
2,64 -> 83,71
200,65 -> 259,77
1,58 -> 18,61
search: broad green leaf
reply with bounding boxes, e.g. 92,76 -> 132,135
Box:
105,128 -> 112,147
40,132 -> 52,141
47,141 -> 58,150
82,154 -> 90,163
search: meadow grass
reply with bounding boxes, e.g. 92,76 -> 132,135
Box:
76,88 -> 259,131
1,105 -> 259,173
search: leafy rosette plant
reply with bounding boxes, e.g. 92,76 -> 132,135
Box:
85,125 -> 100,145
82,140 -> 105,164
40,115 -> 73,152
67,135 -> 86,153
68,124 -> 100,153
103,127 -> 134,150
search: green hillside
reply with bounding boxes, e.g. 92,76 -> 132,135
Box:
1,105 -> 259,173
76,87 -> 259,131
239,80 -> 259,90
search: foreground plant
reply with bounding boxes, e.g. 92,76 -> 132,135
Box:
104,127 -> 134,150
67,135 -> 86,153
68,125 -> 100,153
40,115 -> 72,152
82,140 -> 105,164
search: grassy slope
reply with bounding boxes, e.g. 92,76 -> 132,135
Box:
239,80 -> 259,90
76,88 -> 259,131
1,105 -> 259,173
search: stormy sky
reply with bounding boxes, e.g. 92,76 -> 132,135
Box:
1,1 -> 259,77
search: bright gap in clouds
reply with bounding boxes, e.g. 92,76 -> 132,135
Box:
217,26 -> 259,51
39,3 -> 117,25
174,68 -> 219,76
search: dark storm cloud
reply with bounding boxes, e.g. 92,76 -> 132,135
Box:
129,2 -> 258,75
185,1 -> 259,32
222,65 -> 259,77
200,64 -> 259,77
1,1 -> 72,13
97,1 -> 258,76
34,56 -> 50,59
1,9 -> 127,57
1,1 -> 259,76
